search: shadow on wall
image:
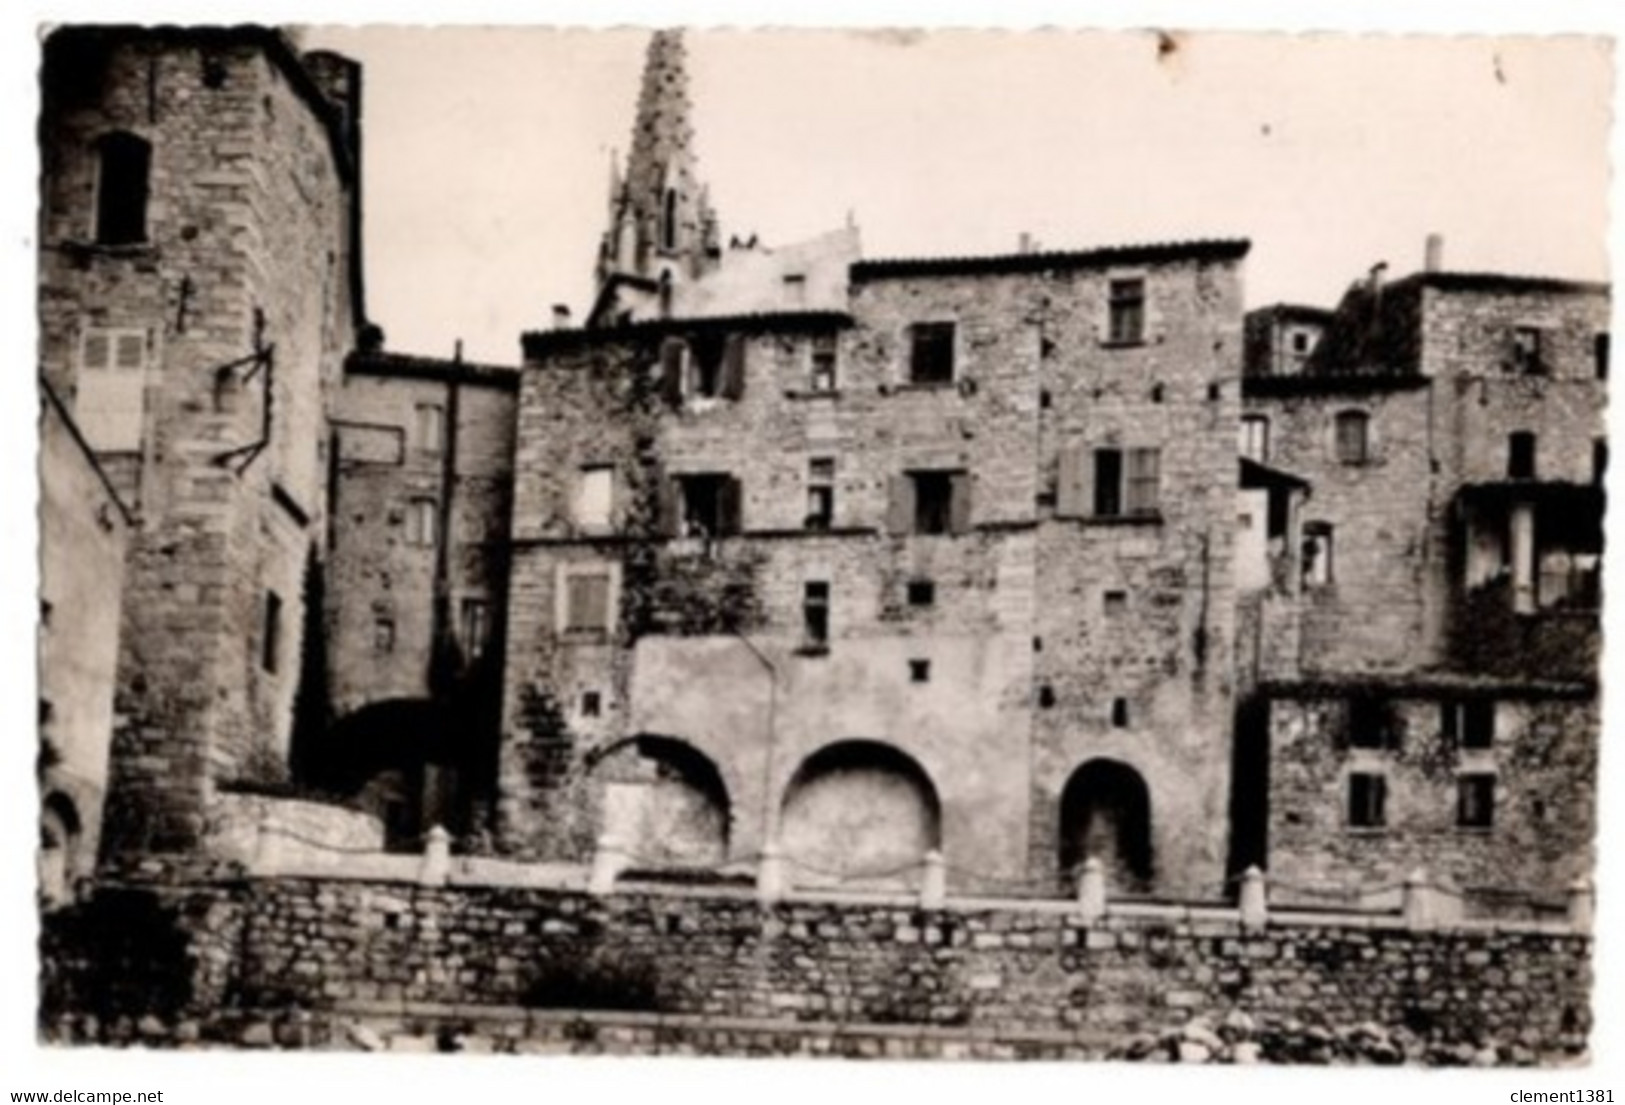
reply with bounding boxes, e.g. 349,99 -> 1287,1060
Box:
778,740 -> 941,891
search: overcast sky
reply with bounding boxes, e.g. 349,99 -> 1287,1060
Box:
302,28 -> 1611,365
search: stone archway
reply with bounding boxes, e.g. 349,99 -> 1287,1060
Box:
779,740 -> 941,889
314,698 -> 467,848
1059,759 -> 1154,895
588,735 -> 730,868
39,791 -> 82,909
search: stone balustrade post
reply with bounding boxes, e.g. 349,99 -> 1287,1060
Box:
252,807 -> 278,874
1403,868 -> 1433,930
919,850 -> 947,909
757,840 -> 786,904
1239,865 -> 1268,931
1077,857 -> 1107,923
588,832 -> 627,897
1568,876 -> 1594,935
419,825 -> 451,887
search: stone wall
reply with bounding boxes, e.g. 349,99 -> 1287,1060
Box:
40,877 -> 1592,1063
204,792 -> 385,866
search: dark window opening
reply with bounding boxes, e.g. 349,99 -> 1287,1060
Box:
1038,685 -> 1056,709
261,591 -> 283,674
1510,327 -> 1545,376
1347,695 -> 1396,751
689,333 -> 727,397
909,659 -> 931,683
1457,774 -> 1496,829
662,187 -> 678,251
1108,279 -> 1145,344
1302,522 -> 1334,586
94,131 -> 151,246
913,471 -> 955,535
803,581 -> 830,648
1110,697 -> 1130,728
806,457 -> 835,530
909,322 -> 956,386
1335,410 -> 1370,465
1093,448 -> 1160,517
1207,383 -> 1222,401
1508,431 -> 1537,479
810,333 -> 837,392
676,473 -> 741,537
1594,439 -> 1608,486
907,579 -> 936,607
1103,590 -> 1127,617
1150,383 -> 1164,403
581,691 -> 602,718
460,599 -> 490,661
1094,449 -> 1122,516
1596,333 -> 1610,380
1348,773 -> 1387,829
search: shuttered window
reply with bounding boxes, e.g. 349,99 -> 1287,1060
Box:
75,327 -> 147,451
565,572 -> 611,632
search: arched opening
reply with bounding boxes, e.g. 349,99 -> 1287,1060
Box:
587,735 -> 730,869
661,187 -> 678,251
1227,695 -> 1271,885
94,131 -> 151,246
39,791 -> 82,908
1058,759 -> 1154,895
779,740 -> 941,889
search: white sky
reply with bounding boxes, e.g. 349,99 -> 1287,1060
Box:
304,27 -> 1612,365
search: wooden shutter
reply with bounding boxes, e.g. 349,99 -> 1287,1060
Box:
949,472 -> 972,534
1056,443 -> 1085,518
659,338 -> 686,405
720,334 -> 746,399
719,475 -> 743,535
657,474 -> 681,537
886,474 -> 915,536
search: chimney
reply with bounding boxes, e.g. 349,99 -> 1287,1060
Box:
1424,233 -> 1445,273
1018,232 -> 1033,255
551,304 -> 572,330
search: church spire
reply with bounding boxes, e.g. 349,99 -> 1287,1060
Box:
595,29 -> 719,300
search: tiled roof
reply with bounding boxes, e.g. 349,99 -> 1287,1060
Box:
523,310 -> 854,358
346,350 -> 520,389
1242,372 -> 1429,398
850,238 -> 1251,280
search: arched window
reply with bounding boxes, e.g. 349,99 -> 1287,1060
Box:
1333,410 -> 1370,465
661,187 -> 678,251
94,131 -> 152,246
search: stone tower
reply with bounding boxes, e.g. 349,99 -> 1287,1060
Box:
595,30 -> 720,301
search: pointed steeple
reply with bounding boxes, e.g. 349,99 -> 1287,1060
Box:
595,29 -> 720,301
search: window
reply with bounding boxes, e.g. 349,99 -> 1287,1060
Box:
907,579 -> 936,607
909,659 -> 931,683
659,335 -> 744,403
1510,327 -> 1544,375
810,333 -> 838,393
1508,432 -> 1537,479
1595,439 -> 1609,486
94,131 -> 152,246
75,327 -> 147,451
1442,699 -> 1495,750
1347,695 -> 1396,751
889,470 -> 971,536
1110,697 -> 1130,728
1093,448 -> 1161,517
1107,279 -> 1146,344
1302,522 -> 1334,586
909,322 -> 956,386
1103,590 -> 1128,617
1240,415 -> 1270,462
460,599 -> 490,661
1334,410 -> 1370,465
261,591 -> 283,674
805,458 -> 835,530
564,571 -> 612,633
406,498 -> 437,547
373,618 -> 395,653
581,691 -> 602,718
1457,774 -> 1496,830
1596,333 -> 1610,380
1291,331 -> 1311,354
803,581 -> 830,649
661,187 -> 678,251
913,471 -> 954,534
1347,773 -> 1387,829
673,473 -> 741,537
574,465 -> 614,530
414,403 -> 444,454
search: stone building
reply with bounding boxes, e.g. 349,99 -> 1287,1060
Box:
36,25 -> 366,864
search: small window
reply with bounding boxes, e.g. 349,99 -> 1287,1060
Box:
460,598 -> 490,661
373,618 -> 395,653
913,471 -> 955,535
1596,333 -> 1610,380
414,403 -> 445,454
909,659 -> 931,683
1510,327 -> 1544,376
581,691 -> 602,718
675,473 -> 741,537
1110,697 -> 1130,727
803,581 -> 830,649
564,571 -> 612,633
1038,685 -> 1056,709
661,187 -> 678,251
810,333 -> 838,393
1444,699 -> 1495,750
1508,432 -> 1537,479
806,458 -> 835,530
1334,410 -> 1370,465
1240,415 -> 1270,462
1347,695 -> 1394,751
1290,331 -> 1312,354
94,131 -> 152,246
1457,774 -> 1496,829
574,465 -> 615,530
261,591 -> 283,674
1302,522 -> 1334,586
909,322 -> 956,386
406,498 -> 437,547
1347,773 -> 1387,829
75,327 -> 147,451
1103,590 -> 1128,617
907,579 -> 936,607
1108,278 -> 1146,344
